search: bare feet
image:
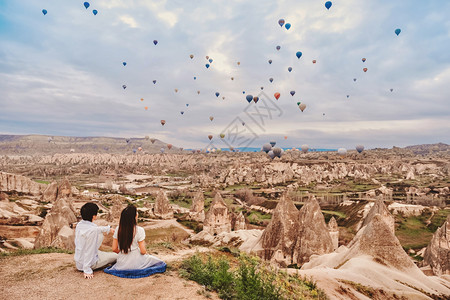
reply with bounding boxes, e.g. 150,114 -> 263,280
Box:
84,273 -> 94,279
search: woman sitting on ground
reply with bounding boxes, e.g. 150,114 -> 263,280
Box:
105,205 -> 165,278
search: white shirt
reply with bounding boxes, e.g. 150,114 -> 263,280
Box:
74,220 -> 110,274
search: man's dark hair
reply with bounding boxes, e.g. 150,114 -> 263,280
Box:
80,203 -> 99,221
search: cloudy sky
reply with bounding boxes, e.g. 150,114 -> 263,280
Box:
1,0 -> 449,149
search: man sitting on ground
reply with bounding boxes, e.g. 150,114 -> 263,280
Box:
74,202 -> 117,279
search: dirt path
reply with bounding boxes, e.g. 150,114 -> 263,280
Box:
0,253 -> 219,300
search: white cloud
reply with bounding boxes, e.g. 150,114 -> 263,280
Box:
119,15 -> 139,28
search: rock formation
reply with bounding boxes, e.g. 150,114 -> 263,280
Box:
189,191 -> 205,222
34,197 -> 77,250
41,178 -> 73,203
153,190 -> 173,219
293,197 -> 334,265
231,211 -> 246,231
360,200 -> 395,233
423,215 -> 450,275
0,192 -> 8,201
203,192 -> 231,235
0,172 -> 46,195
328,217 -> 339,251
105,194 -> 128,222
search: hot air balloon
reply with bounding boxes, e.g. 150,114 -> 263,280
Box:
312,60 -> 316,64
246,95 -> 253,103
150,138 -> 156,144
160,147 -> 165,154
362,58 -> 366,62
276,45 -> 281,51
363,68 -> 368,72
222,96 -> 225,100
205,64 -> 210,68
274,92 -> 280,100
93,9 -> 98,15
237,62 -> 240,65
206,56 -> 209,60
42,9 -> 47,15
160,120 -> 166,126
273,147 -> 282,157
284,136 -> 288,140
395,28 -> 401,36
242,91 -> 245,94
122,85 -> 127,89
353,78 -> 357,82
270,141 -> 276,147
231,77 -> 234,80
355,145 -> 364,153
285,23 -> 291,30
220,133 -> 225,139
325,1 -> 332,10
140,98 -> 144,101
125,139 -> 130,143
253,96 -> 259,103
288,67 -> 292,72
144,106 -> 148,110
296,102 -> 301,106
215,92 -> 220,97
260,86 -> 264,90
48,137 -> 53,143
269,78 -> 273,83
268,151 -> 275,159
186,104 -> 189,107
138,147 -> 142,151
209,116 -> 214,121
145,136 -> 149,140
338,148 -> 347,155
153,80 -> 156,84
278,19 -> 285,27
299,103 -> 306,112
268,59 -> 272,64
194,77 -> 196,80
208,135 -> 213,140
347,95 -> 350,98
296,51 -> 302,59
262,143 -> 272,153
84,2 -> 90,9
153,40 -> 158,45
390,88 -> 393,92
167,144 -> 173,150
197,91 -> 200,94
301,144 -> 309,153
190,54 -> 194,59
132,149 -> 137,154
123,62 -> 127,66
180,111 -> 184,115
242,122 -> 245,126
209,59 -> 213,63
290,91 -> 295,96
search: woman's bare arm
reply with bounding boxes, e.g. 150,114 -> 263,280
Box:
112,238 -> 120,254
138,240 -> 147,255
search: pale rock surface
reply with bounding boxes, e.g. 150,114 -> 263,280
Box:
203,192 -> 231,235
0,172 -> 46,195
105,194 -> 128,221
41,178 -> 73,203
231,211 -> 246,231
423,215 -> 450,276
328,217 -> 339,251
189,191 -> 205,222
153,191 -> 173,219
34,197 -> 77,250
359,200 -> 395,233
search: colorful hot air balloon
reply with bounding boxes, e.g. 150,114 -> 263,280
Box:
220,133 -> 225,139
299,103 -> 306,112
268,59 -> 272,64
205,64 -> 210,68
153,40 -> 158,45
222,96 -> 225,100
150,138 -> 156,144
253,97 -> 259,103
290,91 -> 295,96
395,28 -> 401,36
190,54 -> 194,59
274,92 -> 280,100
353,78 -> 357,82
338,148 -> 347,155
272,147 -> 282,157
363,68 -> 368,72
209,58 -> 213,63
140,98 -> 144,101
167,144 -> 173,150
175,88 -> 178,92
390,88 -> 393,92
215,92 -> 220,97
296,51 -> 302,59
209,116 -> 214,121
180,111 -> 184,115
269,78 -> 273,83
284,136 -> 288,140
208,135 -> 213,140
160,147 -> 165,154
84,2 -> 90,9
262,143 -> 272,153
153,80 -> 156,84
122,85 -> 127,89
123,62 -> 127,66
276,45 -> 281,51
288,67 -> 292,72
160,120 -> 166,126
312,60 -> 316,64
194,77 -> 196,80
355,145 -> 364,153
42,9 -> 47,15
278,19 -> 285,27
347,95 -> 350,98
362,58 -> 366,62
206,56 -> 209,60
231,77 -> 234,80
144,106 -> 148,110
325,1 -> 332,10
246,95 -> 253,103
296,102 -> 301,106
186,104 -> 189,107
197,90 -> 200,94
285,23 -> 291,30
237,62 -> 240,65
270,141 -> 276,147
268,151 -> 275,159
301,144 -> 309,153
93,9 -> 98,15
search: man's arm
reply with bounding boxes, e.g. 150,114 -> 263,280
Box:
81,230 -> 97,277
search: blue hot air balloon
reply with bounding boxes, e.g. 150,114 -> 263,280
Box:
296,51 -> 302,59
288,67 -> 293,72
93,9 -> 98,15
123,62 -> 126,66
215,92 -> 220,97
42,9 -> 47,15
122,85 -> 127,89
186,104 -> 189,107
285,23 -> 291,30
246,95 -> 253,103
395,28 -> 401,36
347,95 -> 350,98
242,91 -> 245,94
194,76 -> 196,80
205,64 -> 210,68
181,111 -> 184,115
353,78 -> 357,82
84,2 -> 90,9
278,19 -> 285,27
290,91 -> 295,96
269,59 -> 272,64
209,59 -> 213,63
153,40 -> 158,45
153,80 -> 156,84
276,45 -> 281,51
325,1 -> 332,10
269,78 -> 273,83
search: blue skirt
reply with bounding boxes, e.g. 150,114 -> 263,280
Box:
104,262 -> 167,279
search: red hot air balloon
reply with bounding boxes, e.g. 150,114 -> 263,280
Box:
208,135 -> 213,140
274,92 -> 280,100
363,68 -> 368,72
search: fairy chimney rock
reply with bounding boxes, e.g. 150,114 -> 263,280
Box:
41,178 -> 73,203
328,217 -> 339,251
34,197 -> 77,250
293,197 -> 334,265
232,211 -> 247,231
189,191 -> 205,222
423,215 -> 450,275
260,194 -> 299,267
153,191 -> 173,219
203,192 -> 231,235
106,195 -> 128,222
361,200 -> 395,233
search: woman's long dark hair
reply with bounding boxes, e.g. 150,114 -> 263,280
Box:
117,205 -> 137,254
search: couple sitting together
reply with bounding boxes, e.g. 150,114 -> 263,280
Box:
74,202 -> 166,279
